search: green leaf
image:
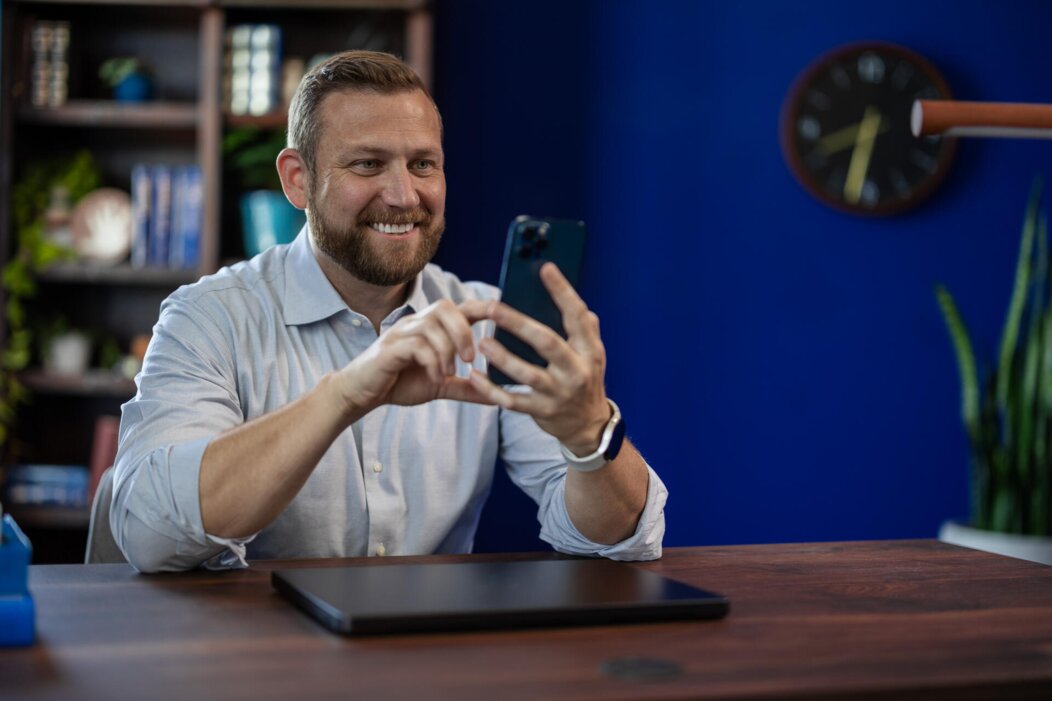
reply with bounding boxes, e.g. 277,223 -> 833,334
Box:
6,298 -> 24,329
991,487 -> 1016,533
935,285 -> 981,443
2,259 -> 34,296
997,178 -> 1043,415
2,348 -> 30,371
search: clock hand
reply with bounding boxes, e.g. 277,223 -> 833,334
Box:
816,119 -> 891,155
844,106 -> 882,205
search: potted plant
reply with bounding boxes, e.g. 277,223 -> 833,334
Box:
98,57 -> 153,103
1,151 -> 99,458
222,126 -> 305,257
935,179 -> 1052,565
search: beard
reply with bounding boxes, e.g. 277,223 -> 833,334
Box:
308,201 -> 445,287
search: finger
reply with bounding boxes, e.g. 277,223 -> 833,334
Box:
409,342 -> 444,386
432,302 -> 478,364
468,370 -> 536,412
478,337 -> 556,392
419,321 -> 458,376
488,302 -> 574,368
438,376 -> 498,406
468,370 -> 562,418
457,298 -> 497,324
539,262 -> 593,341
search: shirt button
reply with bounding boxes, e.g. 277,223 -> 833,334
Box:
372,461 -> 383,473
351,318 -> 363,327
376,543 -> 386,557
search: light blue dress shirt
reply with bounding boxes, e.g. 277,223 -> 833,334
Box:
110,230 -> 667,572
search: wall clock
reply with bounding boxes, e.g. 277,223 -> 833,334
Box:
780,42 -> 956,216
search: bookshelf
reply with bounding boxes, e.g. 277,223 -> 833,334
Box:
0,0 -> 432,561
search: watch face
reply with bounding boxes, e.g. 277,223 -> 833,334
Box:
781,42 -> 956,215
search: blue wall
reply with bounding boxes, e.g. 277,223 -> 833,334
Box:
432,0 -> 1052,551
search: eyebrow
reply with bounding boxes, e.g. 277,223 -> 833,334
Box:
338,145 -> 443,161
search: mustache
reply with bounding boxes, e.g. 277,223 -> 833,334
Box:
357,206 -> 432,227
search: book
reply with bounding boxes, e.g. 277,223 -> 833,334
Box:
129,164 -> 151,268
88,417 -> 120,503
148,165 -> 172,267
169,166 -> 202,270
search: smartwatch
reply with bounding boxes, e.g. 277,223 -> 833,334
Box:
559,399 -> 625,472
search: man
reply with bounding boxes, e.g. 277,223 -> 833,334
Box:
111,51 -> 666,572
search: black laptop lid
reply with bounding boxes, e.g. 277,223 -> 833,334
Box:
272,558 -> 729,635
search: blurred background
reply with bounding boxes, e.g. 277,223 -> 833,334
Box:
4,0 -> 1052,560
433,0 -> 1052,551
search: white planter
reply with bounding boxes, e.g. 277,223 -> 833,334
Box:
45,331 -> 91,376
939,520 -> 1052,566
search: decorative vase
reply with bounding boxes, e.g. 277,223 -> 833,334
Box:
45,331 -> 91,376
938,520 -> 1052,566
240,190 -> 305,258
113,73 -> 153,102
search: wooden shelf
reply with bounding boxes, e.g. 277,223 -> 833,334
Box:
225,110 -> 289,129
20,370 -> 137,398
17,100 -> 198,129
219,0 -> 427,8
11,0 -> 211,8
4,503 -> 90,531
38,263 -> 199,286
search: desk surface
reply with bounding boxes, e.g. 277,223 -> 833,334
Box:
3,541 -> 1052,700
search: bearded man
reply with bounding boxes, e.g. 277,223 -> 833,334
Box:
111,51 -> 666,572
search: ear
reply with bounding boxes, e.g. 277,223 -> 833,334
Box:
276,147 -> 310,210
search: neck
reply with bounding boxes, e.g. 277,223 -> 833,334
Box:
309,237 -> 411,332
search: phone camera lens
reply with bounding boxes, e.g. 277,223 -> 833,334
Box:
517,244 -> 533,259
534,237 -> 548,251
522,226 -> 537,241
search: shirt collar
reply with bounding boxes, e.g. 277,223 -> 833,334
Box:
283,226 -> 432,326
282,228 -> 349,325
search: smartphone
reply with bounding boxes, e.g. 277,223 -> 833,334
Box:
488,215 -> 587,385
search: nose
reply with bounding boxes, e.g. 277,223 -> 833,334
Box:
380,163 -> 421,209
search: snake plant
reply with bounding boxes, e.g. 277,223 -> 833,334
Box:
936,179 -> 1051,535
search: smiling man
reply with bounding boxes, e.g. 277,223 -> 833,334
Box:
110,51 -> 667,572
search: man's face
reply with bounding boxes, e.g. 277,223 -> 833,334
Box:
305,88 -> 446,287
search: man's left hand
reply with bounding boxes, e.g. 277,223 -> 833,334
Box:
470,262 -> 612,455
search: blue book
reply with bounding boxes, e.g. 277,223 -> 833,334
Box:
148,165 -> 173,267
130,164 -> 151,268
169,168 -> 185,269
168,166 -> 203,270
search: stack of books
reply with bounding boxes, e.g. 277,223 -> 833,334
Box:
30,20 -> 70,107
2,464 -> 89,511
130,164 -> 203,270
226,24 -> 282,116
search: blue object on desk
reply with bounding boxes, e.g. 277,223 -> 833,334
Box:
1,514 -> 36,646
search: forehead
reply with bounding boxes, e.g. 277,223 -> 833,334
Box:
316,88 -> 442,153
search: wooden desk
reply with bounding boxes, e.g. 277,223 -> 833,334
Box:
3,541 -> 1052,700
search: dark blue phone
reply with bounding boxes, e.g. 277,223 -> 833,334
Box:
488,215 -> 587,385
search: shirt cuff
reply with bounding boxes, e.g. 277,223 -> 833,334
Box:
122,436 -> 257,570
539,463 -> 667,561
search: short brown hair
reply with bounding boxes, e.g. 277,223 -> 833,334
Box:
287,50 -> 437,176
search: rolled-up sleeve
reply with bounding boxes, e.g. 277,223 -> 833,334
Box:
110,293 -> 255,572
498,406 -> 667,561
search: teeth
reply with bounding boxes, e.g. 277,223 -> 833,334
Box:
372,222 -> 414,234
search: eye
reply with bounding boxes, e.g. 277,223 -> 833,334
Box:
351,159 -> 380,172
411,159 -> 436,172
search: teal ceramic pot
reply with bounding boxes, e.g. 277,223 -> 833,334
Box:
113,73 -> 153,102
240,190 -> 305,257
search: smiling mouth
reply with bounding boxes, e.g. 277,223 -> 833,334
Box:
370,222 -> 417,235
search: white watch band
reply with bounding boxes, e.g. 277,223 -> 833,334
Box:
559,399 -> 622,472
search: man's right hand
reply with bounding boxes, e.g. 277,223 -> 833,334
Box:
333,299 -> 496,418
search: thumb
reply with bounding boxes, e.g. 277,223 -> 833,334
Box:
438,377 -> 498,406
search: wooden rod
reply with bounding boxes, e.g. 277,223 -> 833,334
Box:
912,100 -> 1052,139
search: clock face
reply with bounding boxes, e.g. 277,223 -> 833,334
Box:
781,42 -> 955,215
